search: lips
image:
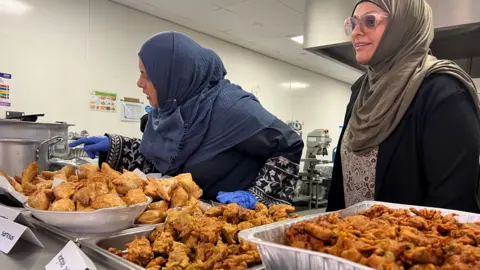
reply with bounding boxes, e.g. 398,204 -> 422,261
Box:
354,42 -> 372,49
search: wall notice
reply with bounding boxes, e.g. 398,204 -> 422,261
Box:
0,72 -> 12,107
89,90 -> 117,112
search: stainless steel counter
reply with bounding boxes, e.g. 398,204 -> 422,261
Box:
0,224 -> 112,270
0,207 -> 326,270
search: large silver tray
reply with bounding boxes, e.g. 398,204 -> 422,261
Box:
24,212 -> 154,244
80,226 -> 264,270
238,201 -> 480,270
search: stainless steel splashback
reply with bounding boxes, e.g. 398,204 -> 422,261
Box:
303,0 -> 480,78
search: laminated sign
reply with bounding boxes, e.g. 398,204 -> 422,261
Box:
0,72 -> 12,107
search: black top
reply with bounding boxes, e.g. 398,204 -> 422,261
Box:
102,118 -> 304,205
140,114 -> 148,133
327,73 -> 480,213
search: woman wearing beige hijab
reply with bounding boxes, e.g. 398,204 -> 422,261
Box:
327,0 -> 480,212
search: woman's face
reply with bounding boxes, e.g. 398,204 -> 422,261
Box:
351,2 -> 389,64
137,59 -> 159,107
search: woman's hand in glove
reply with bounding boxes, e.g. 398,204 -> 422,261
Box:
217,191 -> 257,210
69,136 -> 111,159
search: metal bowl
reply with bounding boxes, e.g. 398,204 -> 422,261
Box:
25,197 -> 152,234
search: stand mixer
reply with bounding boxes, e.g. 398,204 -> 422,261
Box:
295,129 -> 333,209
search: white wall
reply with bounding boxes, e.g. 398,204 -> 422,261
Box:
0,0 -> 351,154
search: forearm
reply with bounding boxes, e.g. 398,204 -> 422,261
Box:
100,134 -> 157,173
249,156 -> 300,206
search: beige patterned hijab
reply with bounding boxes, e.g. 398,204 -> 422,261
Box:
345,0 -> 479,154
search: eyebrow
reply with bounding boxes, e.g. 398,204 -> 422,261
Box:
353,11 -> 385,18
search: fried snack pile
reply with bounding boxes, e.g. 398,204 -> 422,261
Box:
136,174 -> 203,224
286,205 -> 480,270
3,162 -> 149,211
109,202 -> 298,270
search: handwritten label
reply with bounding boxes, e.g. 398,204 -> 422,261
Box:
0,218 -> 43,254
45,241 -> 97,270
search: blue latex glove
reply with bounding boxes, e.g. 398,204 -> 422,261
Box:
69,136 -> 111,159
217,191 -> 257,210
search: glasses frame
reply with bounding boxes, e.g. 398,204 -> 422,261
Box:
344,13 -> 389,36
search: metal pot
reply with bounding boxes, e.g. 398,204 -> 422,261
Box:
0,136 -> 63,176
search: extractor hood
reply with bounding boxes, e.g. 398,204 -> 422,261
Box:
303,0 -> 480,80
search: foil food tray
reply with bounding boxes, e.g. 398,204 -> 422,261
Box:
238,201 -> 480,270
80,226 -> 265,270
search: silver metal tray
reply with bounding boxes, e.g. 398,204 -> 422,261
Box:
238,200 -> 480,270
24,212 -> 154,244
80,226 -> 264,270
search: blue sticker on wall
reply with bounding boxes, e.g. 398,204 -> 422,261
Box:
145,105 -> 152,113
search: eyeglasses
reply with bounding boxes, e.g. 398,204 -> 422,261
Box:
344,13 -> 389,36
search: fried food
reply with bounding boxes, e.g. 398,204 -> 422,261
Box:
15,161 -> 152,212
136,210 -> 167,224
40,171 -> 56,179
146,256 -> 166,270
49,198 -> 75,211
164,242 -> 190,269
110,203 -> 297,270
91,193 -> 127,209
286,205 -> 480,270
154,178 -> 177,201
123,236 -> 154,266
76,201 -> 95,211
147,200 -> 169,211
0,169 -> 23,193
21,162 -> 38,195
53,182 -> 77,199
112,170 -> 145,195
57,165 -> 75,178
177,173 -> 202,199
77,163 -> 99,179
28,187 -> 52,210
124,187 -> 148,206
170,186 -> 189,208
101,163 -> 122,182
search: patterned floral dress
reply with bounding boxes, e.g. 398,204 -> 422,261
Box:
341,124 -> 379,207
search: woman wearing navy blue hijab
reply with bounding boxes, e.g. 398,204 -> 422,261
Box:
70,31 -> 304,206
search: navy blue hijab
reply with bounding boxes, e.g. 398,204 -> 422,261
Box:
139,32 -> 276,174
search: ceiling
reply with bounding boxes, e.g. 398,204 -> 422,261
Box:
109,0 -> 362,84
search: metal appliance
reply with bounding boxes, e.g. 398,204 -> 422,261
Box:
303,0 -> 480,80
286,120 -> 303,137
295,129 -> 333,209
0,119 -> 74,176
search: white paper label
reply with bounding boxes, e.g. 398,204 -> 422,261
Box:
0,175 -> 28,203
0,204 -> 20,221
0,205 -> 34,227
0,218 -> 43,254
45,241 -> 97,270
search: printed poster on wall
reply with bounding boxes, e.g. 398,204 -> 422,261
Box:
89,90 -> 117,112
0,72 -> 12,107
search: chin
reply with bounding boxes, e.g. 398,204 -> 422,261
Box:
356,56 -> 370,65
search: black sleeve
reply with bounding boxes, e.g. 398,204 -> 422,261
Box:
235,118 -> 304,205
98,134 -> 158,174
422,83 -> 480,212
